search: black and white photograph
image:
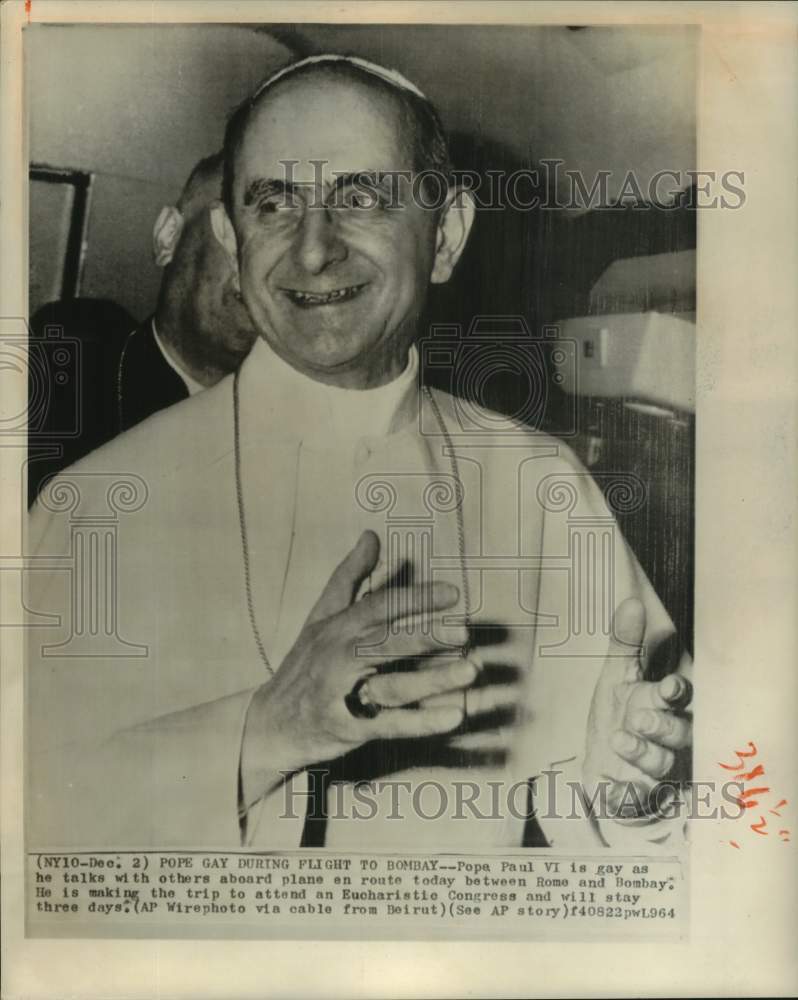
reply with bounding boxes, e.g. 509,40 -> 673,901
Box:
1,1 -> 796,997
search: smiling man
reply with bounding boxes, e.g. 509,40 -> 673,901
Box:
212,58 -> 461,389
27,55 -> 692,852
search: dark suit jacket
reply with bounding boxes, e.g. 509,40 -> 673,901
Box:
117,318 -> 190,432
28,300 -> 189,505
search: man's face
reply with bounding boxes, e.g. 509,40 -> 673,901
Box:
227,74 -> 442,385
177,211 -> 257,371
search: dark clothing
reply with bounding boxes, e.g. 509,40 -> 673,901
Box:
116,318 -> 189,432
28,300 -> 188,505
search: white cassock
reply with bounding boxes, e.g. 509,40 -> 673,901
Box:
26,338 -> 681,852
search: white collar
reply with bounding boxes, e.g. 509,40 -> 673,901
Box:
238,336 -> 420,444
151,318 -> 205,396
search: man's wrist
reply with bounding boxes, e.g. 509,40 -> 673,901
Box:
240,683 -> 300,810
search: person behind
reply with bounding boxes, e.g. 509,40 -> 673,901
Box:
135,151 -> 257,415
27,56 -> 692,851
27,152 -> 257,504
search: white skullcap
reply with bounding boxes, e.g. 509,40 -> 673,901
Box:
251,53 -> 429,104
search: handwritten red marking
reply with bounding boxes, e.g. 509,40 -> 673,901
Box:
738,786 -> 771,800
25,0 -> 31,19
719,741 -> 791,846
736,763 -> 765,782
718,741 -> 758,770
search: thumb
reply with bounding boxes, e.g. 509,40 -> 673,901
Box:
306,530 -> 381,624
604,597 -> 646,681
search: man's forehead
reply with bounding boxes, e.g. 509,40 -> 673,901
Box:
236,75 -> 414,186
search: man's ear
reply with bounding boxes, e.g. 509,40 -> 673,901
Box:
209,201 -> 240,275
430,188 -> 476,285
152,206 -> 185,267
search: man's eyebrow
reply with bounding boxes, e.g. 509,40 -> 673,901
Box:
243,177 -> 300,206
242,172 -> 404,207
331,171 -> 399,191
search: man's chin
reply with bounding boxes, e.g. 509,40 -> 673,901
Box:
266,315 -> 379,362
282,347 -> 371,376
264,332 -> 382,381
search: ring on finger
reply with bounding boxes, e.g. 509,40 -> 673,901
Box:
345,676 -> 382,719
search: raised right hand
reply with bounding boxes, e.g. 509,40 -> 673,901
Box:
240,531 -> 476,807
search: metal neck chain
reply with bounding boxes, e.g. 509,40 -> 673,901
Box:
232,371 -> 471,675
233,368 -> 276,675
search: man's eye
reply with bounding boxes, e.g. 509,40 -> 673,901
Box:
338,188 -> 380,210
257,195 -> 301,214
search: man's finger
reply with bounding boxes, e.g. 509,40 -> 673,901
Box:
351,581 -> 460,632
602,597 -> 647,682
366,658 -> 477,708
423,682 -> 521,718
627,674 -> 694,714
372,705 -> 464,740
656,673 -> 693,711
355,614 -> 469,663
609,597 -> 646,654
611,730 -> 674,779
628,708 -> 692,749
307,531 -> 380,624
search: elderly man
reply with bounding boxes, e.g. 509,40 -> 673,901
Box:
27,56 -> 691,852
28,152 -> 256,504
142,151 -> 257,406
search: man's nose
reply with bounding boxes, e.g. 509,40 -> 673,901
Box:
294,206 -> 348,274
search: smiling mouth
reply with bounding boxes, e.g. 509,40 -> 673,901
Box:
281,283 -> 369,307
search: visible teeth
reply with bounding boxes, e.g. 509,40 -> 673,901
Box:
288,285 -> 362,305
